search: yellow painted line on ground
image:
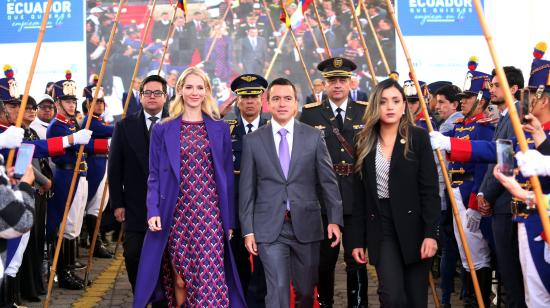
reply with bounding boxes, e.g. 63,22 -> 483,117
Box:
72,253 -> 124,308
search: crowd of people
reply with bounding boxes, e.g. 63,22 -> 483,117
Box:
86,0 -> 395,107
0,1 -> 549,308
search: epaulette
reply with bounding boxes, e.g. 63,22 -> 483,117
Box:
303,101 -> 322,109
225,119 -> 238,134
354,100 -> 368,106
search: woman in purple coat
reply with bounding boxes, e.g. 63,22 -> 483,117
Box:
133,67 -> 246,308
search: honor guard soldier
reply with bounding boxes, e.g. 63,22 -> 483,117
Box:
81,85 -> 114,258
300,57 -> 368,308
227,74 -> 269,307
46,71 -> 109,290
430,57 -> 496,307
433,43 -> 550,306
0,65 -> 80,159
403,76 -> 438,130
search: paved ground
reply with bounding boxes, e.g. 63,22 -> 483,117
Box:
22,242 -> 472,307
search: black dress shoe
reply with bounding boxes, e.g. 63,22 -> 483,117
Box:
68,261 -> 86,270
93,244 -> 114,259
57,270 -> 84,290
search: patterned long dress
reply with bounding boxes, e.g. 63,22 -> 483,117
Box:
161,120 -> 229,307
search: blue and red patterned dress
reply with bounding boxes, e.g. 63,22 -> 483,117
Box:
161,120 -> 229,307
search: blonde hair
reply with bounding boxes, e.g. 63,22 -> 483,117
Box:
354,79 -> 414,174
167,67 -> 220,121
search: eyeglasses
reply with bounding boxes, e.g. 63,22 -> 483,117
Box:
141,90 -> 166,97
38,105 -> 54,110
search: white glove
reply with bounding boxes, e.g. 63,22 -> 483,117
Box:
466,208 -> 481,232
72,129 -> 93,145
0,126 -> 24,149
429,131 -> 451,152
515,150 -> 550,177
316,47 -> 325,54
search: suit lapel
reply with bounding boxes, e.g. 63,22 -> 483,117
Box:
288,121 -> 304,179
260,124 -> 285,180
364,150 -> 379,207
204,116 -> 222,173
127,112 -> 149,172
164,118 -> 182,180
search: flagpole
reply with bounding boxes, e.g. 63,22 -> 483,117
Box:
304,15 -> 325,61
348,0 -> 377,85
311,0 -> 332,57
472,0 -> 550,246
360,0 -> 390,75
5,0 -> 53,169
265,30 -> 289,79
383,1 -> 485,307
44,1 -> 127,306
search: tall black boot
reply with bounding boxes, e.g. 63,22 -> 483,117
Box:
477,267 -> 493,308
463,270 -> 475,308
67,238 -> 85,270
317,268 -> 335,308
85,214 -> 113,259
346,268 -> 368,308
57,238 -> 84,290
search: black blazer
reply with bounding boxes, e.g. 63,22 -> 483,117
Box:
108,110 -> 168,232
348,89 -> 369,102
350,125 -> 440,265
121,91 -> 142,116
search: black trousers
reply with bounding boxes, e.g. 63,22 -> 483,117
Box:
376,198 -> 430,308
123,230 -> 146,294
492,214 -> 526,308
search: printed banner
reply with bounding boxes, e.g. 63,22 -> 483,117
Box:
0,0 -> 84,43
397,0 -> 484,36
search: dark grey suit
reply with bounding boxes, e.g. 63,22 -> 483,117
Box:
237,36 -> 268,75
239,120 -> 343,308
478,103 -> 526,307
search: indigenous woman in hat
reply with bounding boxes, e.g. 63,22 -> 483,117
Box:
350,78 -> 440,307
134,67 -> 246,308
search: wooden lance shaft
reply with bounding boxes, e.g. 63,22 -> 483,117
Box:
360,0 -> 390,75
6,0 -> 53,169
265,30 -> 289,79
472,0 -> 550,244
304,15 -> 325,61
123,0 -> 159,117
429,272 -> 441,308
282,5 -> 316,97
157,0 -> 181,75
348,0 -> 377,85
311,0 -> 332,57
44,0 -> 128,306
202,1 -> 234,64
261,0 -> 279,38
383,0 -> 485,307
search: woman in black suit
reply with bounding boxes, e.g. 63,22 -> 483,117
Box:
350,79 -> 440,307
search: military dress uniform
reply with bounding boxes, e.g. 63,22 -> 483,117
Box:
227,74 -> 269,308
46,76 -> 109,290
300,57 -> 368,308
442,61 -> 495,307
403,79 -> 438,131
81,85 -> 114,258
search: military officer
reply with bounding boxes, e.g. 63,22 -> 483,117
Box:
433,43 -> 550,306
300,57 -> 367,308
227,74 -> 269,308
81,85 -> 114,258
430,58 -> 496,307
46,71 -> 109,290
403,77 -> 438,130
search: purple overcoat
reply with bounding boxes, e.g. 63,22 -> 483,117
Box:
133,115 -> 247,308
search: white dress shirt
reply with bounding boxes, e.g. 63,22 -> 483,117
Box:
243,116 -> 260,134
143,110 -> 163,130
329,99 -> 348,120
271,118 -> 294,158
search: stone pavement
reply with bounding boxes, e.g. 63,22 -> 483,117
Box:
22,243 -> 471,307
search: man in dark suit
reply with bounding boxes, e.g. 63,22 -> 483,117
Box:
240,78 -> 343,308
227,74 -> 270,308
477,66 -> 526,307
185,11 -> 210,58
169,16 -> 192,66
300,57 -> 368,308
121,77 -> 143,116
152,11 -> 170,41
349,75 -> 369,102
305,79 -> 326,104
237,27 -> 268,75
108,74 -> 169,297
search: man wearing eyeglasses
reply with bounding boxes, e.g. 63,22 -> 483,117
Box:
30,94 -> 56,140
108,75 -> 169,303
